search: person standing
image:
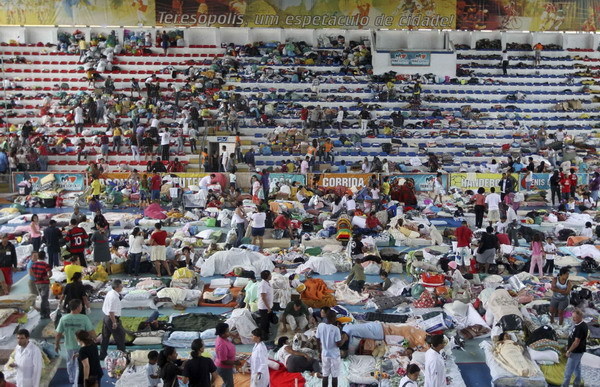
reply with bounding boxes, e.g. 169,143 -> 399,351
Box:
0,234 -> 17,292
43,219 -> 62,268
91,228 -> 111,274
529,233 -> 544,277
99,279 -> 126,360
454,221 -> 473,273
475,226 -> 499,274
425,335 -> 446,387
181,339 -> 218,386
65,218 -> 89,268
9,329 -> 42,387
76,330 -> 103,387
569,169 -> 578,199
150,223 -> 171,277
26,251 -> 39,297
151,172 -> 162,202
232,202 -> 247,247
501,50 -> 509,75
399,364 -> 421,387
543,236 -> 557,276
560,172 -> 572,202
31,251 -> 52,319
214,323 -> 240,387
60,271 -> 90,315
316,310 -> 343,387
250,208 -> 266,250
128,227 -> 144,276
250,329 -> 269,387
588,171 -> 600,207
550,170 -> 561,206
159,130 -> 171,161
562,309 -> 588,387
257,270 -> 273,340
55,300 -> 94,385
29,214 -> 41,252
485,187 -> 501,225
472,187 -> 486,228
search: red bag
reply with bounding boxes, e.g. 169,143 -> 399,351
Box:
420,273 -> 445,287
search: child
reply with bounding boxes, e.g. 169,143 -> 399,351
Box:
399,363 -> 421,387
316,311 -> 343,387
250,329 -> 269,387
146,350 -> 160,387
581,221 -> 594,238
529,233 -> 544,277
366,270 -> 391,291
543,236 -> 557,276
139,174 -> 150,208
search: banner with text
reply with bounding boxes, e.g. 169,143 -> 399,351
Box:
314,173 -> 372,188
0,0 -> 153,26
449,173 -> 519,192
391,52 -> 431,66
268,173 -> 306,186
14,173 -> 87,192
156,0 -> 457,29
519,173 -> 589,191
387,173 -> 447,192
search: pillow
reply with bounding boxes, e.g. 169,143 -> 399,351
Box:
233,277 -> 250,288
123,290 -> 152,301
200,328 -> 216,340
527,348 -> 559,364
209,278 -> 231,288
132,336 -> 163,346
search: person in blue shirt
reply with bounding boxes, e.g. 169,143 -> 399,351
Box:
337,160 -> 347,173
512,159 -> 523,172
0,151 -> 8,174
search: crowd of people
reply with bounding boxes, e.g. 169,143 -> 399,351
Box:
0,32 -> 597,387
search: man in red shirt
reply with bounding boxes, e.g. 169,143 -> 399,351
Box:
300,107 -> 308,130
65,219 -> 89,268
273,212 -> 293,239
560,172 -> 571,201
36,140 -> 49,171
569,169 -> 578,198
149,223 -> 170,277
31,251 -> 52,319
454,221 -> 473,273
150,173 -> 162,202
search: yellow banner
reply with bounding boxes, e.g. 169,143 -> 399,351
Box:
0,0 -> 153,26
449,173 -> 519,192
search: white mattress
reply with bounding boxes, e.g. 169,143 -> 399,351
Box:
479,341 -> 547,387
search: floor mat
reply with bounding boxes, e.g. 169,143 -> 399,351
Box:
197,285 -> 241,308
457,362 -> 492,387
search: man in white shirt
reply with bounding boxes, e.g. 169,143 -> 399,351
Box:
316,311 -> 343,387
199,174 -> 213,190
485,187 -> 502,223
150,115 -> 160,129
100,279 -> 126,359
424,334 -> 446,387
257,270 -> 273,339
220,146 -> 229,172
10,329 -> 42,387
159,130 -> 171,161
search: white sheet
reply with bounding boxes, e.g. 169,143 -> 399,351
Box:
200,248 -> 274,277
479,341 -> 547,386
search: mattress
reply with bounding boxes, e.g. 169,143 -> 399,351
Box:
480,341 -> 547,387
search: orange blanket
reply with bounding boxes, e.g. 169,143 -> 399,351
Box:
301,278 -> 337,308
198,286 -> 241,308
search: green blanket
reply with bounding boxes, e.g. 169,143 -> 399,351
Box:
95,316 -> 168,343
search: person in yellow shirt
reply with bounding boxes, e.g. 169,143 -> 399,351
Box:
91,178 -> 102,199
112,127 -> 122,153
64,256 -> 83,284
382,176 -> 391,200
287,160 -> 295,173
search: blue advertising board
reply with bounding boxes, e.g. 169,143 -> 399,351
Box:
390,51 -> 431,66
14,172 -> 87,192
387,173 -> 447,192
268,173 -> 306,186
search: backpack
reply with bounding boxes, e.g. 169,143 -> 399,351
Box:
581,256 -> 599,273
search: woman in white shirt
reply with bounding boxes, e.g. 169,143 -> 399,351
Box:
250,328 -> 269,387
250,208 -> 267,250
231,202 -> 247,248
251,176 -> 263,204
399,363 -> 421,387
128,227 -> 145,276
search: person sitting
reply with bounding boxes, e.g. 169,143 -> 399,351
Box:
273,212 -> 293,240
365,270 -> 392,292
345,258 -> 365,293
280,299 -> 310,333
